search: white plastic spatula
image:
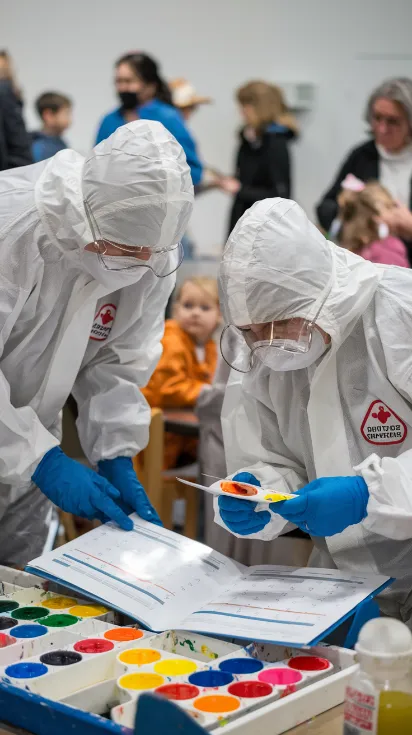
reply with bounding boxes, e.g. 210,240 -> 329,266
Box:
176,476 -> 295,504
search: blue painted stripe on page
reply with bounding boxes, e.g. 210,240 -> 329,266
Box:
62,554 -> 164,604
192,610 -> 313,627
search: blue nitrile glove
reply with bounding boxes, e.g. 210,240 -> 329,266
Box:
218,472 -> 271,536
32,447 -> 134,531
271,476 -> 369,537
98,456 -> 162,526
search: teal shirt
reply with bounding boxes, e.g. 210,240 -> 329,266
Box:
95,99 -> 202,186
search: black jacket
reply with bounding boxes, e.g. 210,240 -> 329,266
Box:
0,81 -> 32,171
228,124 -> 294,235
316,139 -> 412,232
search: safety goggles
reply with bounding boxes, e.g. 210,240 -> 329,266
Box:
84,199 -> 184,278
221,318 -> 323,373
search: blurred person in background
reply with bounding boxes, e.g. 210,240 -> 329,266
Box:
336,178 -> 409,267
32,92 -> 72,162
170,78 -> 211,122
0,49 -> 32,170
381,201 -> 412,239
142,277 -> 219,469
95,52 -> 203,186
317,78 -> 412,256
221,81 -> 297,235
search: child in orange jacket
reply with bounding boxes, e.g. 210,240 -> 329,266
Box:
142,277 -> 220,468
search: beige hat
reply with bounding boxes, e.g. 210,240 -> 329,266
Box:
170,78 -> 212,108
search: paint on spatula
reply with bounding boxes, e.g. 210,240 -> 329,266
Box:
177,477 -> 295,504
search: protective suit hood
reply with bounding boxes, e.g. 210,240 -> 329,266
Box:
35,120 -> 194,277
220,198 -> 382,350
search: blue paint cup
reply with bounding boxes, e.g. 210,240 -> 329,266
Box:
10,624 -> 48,639
219,657 -> 263,675
5,662 -> 48,679
189,670 -> 234,688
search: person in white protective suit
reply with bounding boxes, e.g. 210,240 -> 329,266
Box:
216,197 -> 412,625
0,119 -> 193,566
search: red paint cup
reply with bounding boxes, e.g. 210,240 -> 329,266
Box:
228,680 -> 273,698
73,638 -> 114,654
288,656 -> 331,672
156,683 -> 199,701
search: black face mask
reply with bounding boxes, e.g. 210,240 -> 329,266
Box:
118,91 -> 139,110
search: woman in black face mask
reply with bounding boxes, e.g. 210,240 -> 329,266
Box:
95,52 -> 202,186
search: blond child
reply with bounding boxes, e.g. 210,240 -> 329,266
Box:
337,179 -> 409,267
142,277 -> 220,468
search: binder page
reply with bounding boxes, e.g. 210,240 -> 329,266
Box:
181,565 -> 390,645
28,516 -> 244,631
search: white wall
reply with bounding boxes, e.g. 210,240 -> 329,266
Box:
2,0 -> 412,255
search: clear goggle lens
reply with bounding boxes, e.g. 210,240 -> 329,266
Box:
83,199 -> 183,278
220,320 -> 315,373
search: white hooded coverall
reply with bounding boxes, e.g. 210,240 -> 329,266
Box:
0,120 -> 193,565
216,198 -> 412,625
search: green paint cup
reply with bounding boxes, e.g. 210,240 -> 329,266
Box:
40,614 -> 79,628
14,606 -> 49,621
0,600 -> 19,614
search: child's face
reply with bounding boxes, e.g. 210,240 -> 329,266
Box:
175,282 -> 220,344
43,105 -> 72,135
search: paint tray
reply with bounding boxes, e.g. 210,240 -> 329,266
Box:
177,478 -> 295,504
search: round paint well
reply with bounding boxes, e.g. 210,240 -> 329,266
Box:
288,655 -> 330,672
0,617 -> 18,630
119,673 -> 164,691
40,650 -> 82,666
13,606 -> 49,621
194,694 -> 240,714
219,657 -> 263,675
10,624 -> 48,639
74,638 -> 114,654
118,648 -> 161,666
39,614 -> 79,628
154,658 -> 198,677
258,668 -> 303,686
0,633 -> 16,648
104,627 -> 143,643
5,662 -> 48,679
156,683 -> 199,701
68,604 -> 108,618
0,600 -> 19,614
41,596 -> 77,610
189,670 -> 233,688
228,680 -> 273,698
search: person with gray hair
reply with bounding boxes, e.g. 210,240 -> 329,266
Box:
316,77 -> 412,254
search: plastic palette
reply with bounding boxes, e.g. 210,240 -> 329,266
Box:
177,478 -> 295,504
0,567 -> 358,734
110,640 -> 336,730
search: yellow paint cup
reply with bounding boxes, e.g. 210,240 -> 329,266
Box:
68,604 -> 108,618
154,658 -> 197,677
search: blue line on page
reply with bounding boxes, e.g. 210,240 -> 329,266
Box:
132,528 -> 220,570
249,572 -> 364,585
132,528 -> 181,551
62,554 -> 164,605
192,610 -> 314,627
53,559 -> 71,568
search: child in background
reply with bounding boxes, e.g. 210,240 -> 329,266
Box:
142,277 -> 220,469
337,179 -> 409,267
32,92 -> 72,162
